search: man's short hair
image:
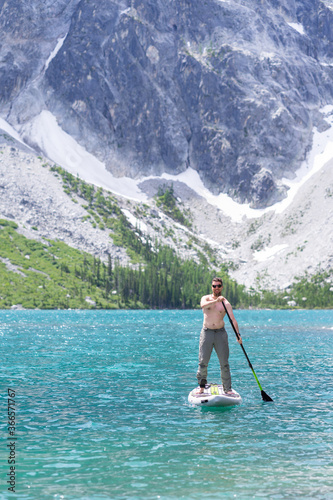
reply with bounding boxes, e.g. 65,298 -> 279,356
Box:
212,277 -> 223,286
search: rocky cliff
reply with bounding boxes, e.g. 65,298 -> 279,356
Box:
1,0 -> 333,208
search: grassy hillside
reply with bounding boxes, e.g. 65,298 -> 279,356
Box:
0,218 -> 246,309
0,219 -> 119,309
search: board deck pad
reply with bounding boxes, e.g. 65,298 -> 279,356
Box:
188,383 -> 242,407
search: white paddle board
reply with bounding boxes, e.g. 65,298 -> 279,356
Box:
188,383 -> 242,407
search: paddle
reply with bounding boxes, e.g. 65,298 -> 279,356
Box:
222,300 -> 273,402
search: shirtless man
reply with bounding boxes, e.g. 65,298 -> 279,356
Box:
196,277 -> 242,394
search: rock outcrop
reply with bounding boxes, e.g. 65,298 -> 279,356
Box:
1,0 -> 333,207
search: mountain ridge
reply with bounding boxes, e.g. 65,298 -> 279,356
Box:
2,0 -> 333,207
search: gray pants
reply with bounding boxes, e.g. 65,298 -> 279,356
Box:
196,327 -> 231,392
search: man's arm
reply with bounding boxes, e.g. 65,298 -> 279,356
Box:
200,295 -> 223,309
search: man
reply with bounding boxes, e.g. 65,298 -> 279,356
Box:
196,277 -> 242,394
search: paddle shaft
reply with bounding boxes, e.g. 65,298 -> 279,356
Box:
222,300 -> 271,398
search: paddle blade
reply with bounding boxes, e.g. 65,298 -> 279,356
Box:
261,390 -> 273,402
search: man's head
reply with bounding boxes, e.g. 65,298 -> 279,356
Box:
211,277 -> 223,295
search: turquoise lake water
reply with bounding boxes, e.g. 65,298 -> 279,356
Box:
1,309 -> 333,499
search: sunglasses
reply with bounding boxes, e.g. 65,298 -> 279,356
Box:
212,284 -> 222,288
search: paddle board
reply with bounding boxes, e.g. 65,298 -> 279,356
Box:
188,383 -> 242,407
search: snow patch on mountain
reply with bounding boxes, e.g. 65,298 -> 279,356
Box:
18,110 -> 147,202
121,209 -> 149,234
288,23 -> 305,35
44,35 -> 67,72
0,118 -> 32,148
276,105 -> 333,214
253,244 -> 289,263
